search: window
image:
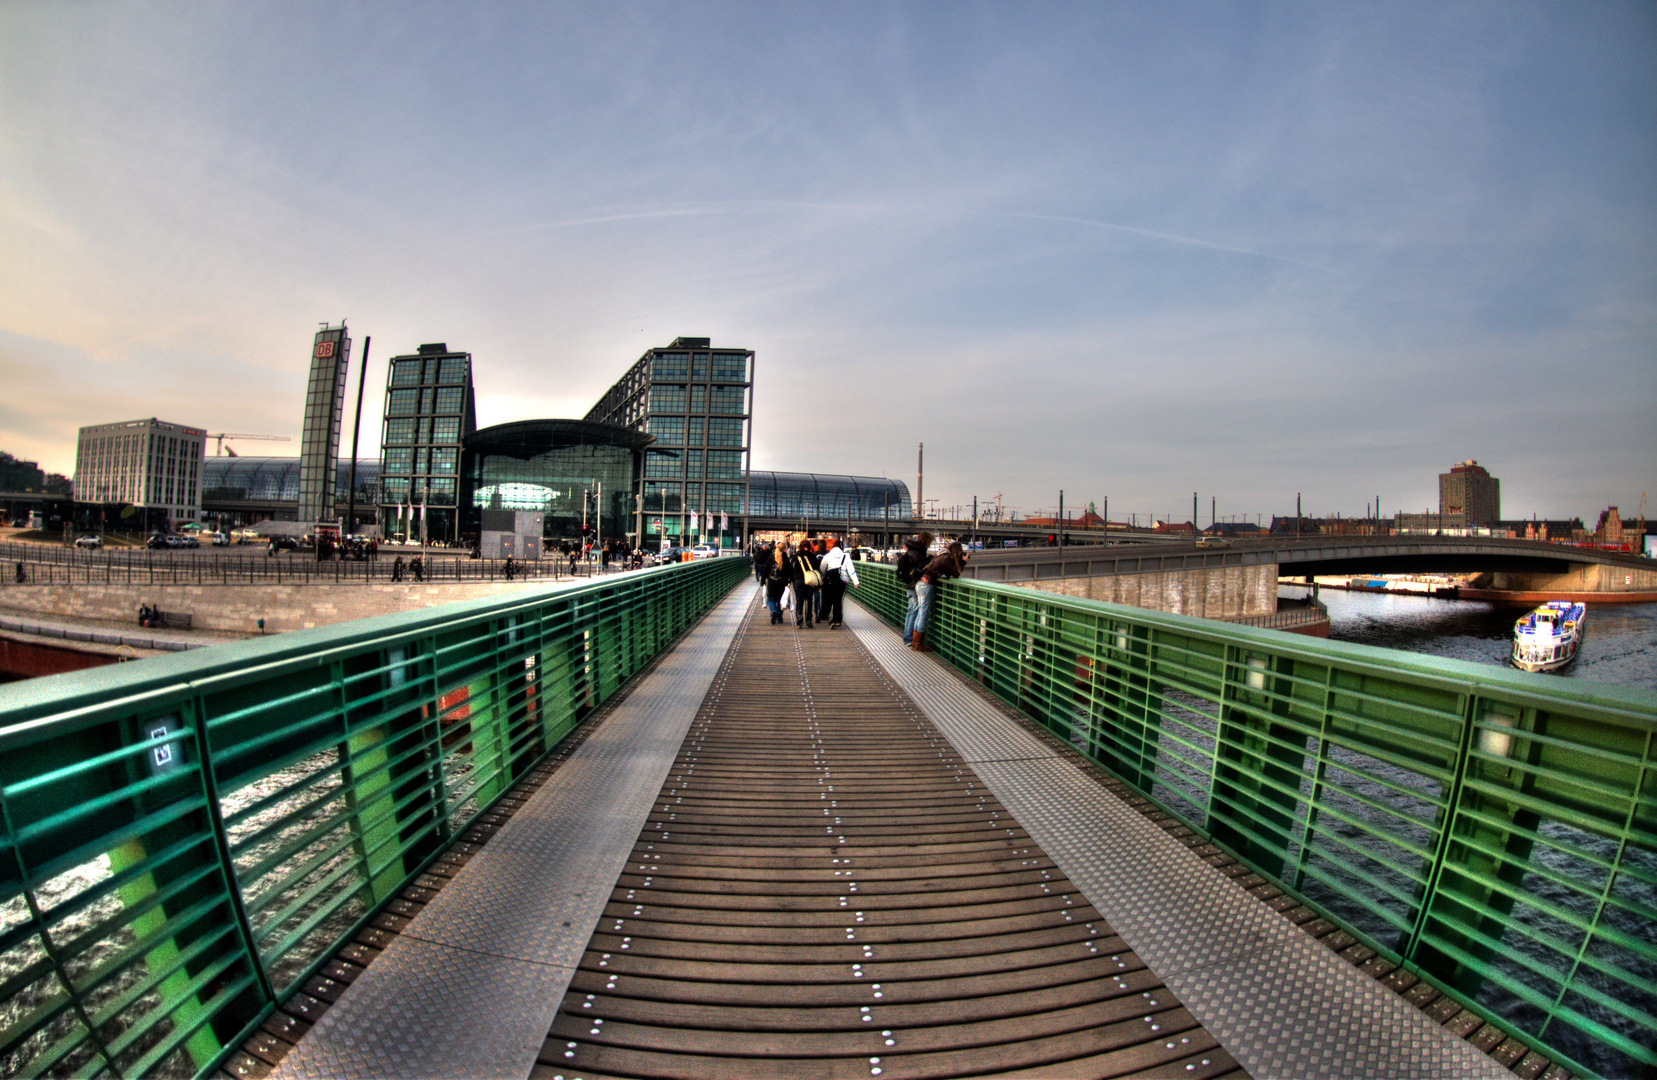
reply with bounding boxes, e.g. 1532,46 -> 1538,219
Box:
382,477 -> 410,502
417,418 -> 432,443
385,418 -> 415,444
651,352 -> 689,379
645,449 -> 682,478
707,417 -> 745,447
644,481 -> 683,512
706,450 -> 743,479
428,477 -> 456,504
431,448 -> 458,474
687,417 -> 705,445
387,389 -> 419,415
438,357 -> 467,384
434,386 -> 464,413
691,354 -> 708,381
390,360 -> 423,386
685,449 -> 704,479
648,416 -> 685,444
689,385 -> 707,413
706,483 -> 744,513
649,385 -> 686,413
712,354 -> 747,382
384,447 -> 413,473
709,385 -> 745,415
432,417 -> 460,442
414,449 -> 429,474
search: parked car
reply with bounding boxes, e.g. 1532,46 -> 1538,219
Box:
74,534 -> 103,549
691,544 -> 717,559
269,536 -> 301,550
206,531 -> 230,546
176,535 -> 200,548
659,546 -> 686,563
146,534 -> 169,549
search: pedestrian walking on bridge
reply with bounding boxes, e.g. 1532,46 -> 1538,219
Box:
818,539 -> 860,629
792,539 -> 821,629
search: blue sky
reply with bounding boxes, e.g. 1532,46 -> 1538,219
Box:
2,1 -> 1653,524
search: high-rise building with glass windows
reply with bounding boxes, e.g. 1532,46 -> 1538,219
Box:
583,336 -> 753,545
297,323 -> 352,524
377,343 -> 477,544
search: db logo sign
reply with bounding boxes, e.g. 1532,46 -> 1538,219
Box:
314,340 -> 336,359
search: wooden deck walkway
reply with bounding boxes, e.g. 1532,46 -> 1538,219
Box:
536,598 -> 1236,1078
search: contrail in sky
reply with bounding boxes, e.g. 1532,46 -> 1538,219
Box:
1009,212 -> 1336,273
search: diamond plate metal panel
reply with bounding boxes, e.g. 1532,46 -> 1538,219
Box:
271,936 -> 569,1080
845,604 -> 1510,1080
272,588 -> 750,1080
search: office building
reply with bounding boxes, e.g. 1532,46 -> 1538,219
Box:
73,418 -> 206,527
378,343 -> 477,544
1439,459 -> 1500,529
585,337 -> 753,544
297,323 -> 353,524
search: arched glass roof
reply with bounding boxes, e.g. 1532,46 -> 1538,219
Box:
746,471 -> 911,519
467,419 -> 653,457
202,457 -> 380,502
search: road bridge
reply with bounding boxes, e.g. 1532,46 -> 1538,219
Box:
964,534 -> 1655,582
959,536 -> 1657,618
0,561 -> 1650,1078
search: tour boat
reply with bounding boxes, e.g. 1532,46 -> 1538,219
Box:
1511,601 -> 1586,673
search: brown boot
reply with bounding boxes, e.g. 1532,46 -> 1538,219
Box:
912,630 -> 930,653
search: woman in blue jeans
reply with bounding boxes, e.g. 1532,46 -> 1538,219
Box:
911,541 -> 966,652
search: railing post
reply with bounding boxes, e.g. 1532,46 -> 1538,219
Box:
1407,695 -> 1540,995
1207,648 -> 1309,880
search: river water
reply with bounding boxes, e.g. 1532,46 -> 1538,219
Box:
1282,586 -> 1657,693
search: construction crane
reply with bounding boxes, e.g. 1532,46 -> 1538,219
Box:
208,433 -> 291,456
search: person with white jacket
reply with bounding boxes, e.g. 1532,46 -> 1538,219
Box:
817,539 -> 860,629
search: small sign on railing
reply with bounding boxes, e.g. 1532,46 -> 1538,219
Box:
143,713 -> 185,775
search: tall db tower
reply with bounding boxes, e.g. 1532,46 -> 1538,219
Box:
298,323 -> 352,525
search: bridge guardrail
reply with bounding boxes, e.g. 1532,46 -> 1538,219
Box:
854,563 -> 1656,1079
0,539 -> 600,585
0,556 -> 749,1078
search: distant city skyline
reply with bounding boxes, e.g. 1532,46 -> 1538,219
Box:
2,2 -> 1652,524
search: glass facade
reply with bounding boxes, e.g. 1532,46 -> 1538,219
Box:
297,324 -> 351,523
584,336 -> 752,543
746,471 -> 911,520
202,456 -> 381,506
465,421 -> 648,545
378,344 -> 477,544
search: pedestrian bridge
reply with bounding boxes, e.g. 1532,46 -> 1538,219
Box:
1,560 -> 1652,1078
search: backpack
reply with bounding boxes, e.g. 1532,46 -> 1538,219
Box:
895,546 -> 924,586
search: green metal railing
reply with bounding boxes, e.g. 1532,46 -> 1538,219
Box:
857,564 -> 1657,1079
0,557 -> 748,1078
